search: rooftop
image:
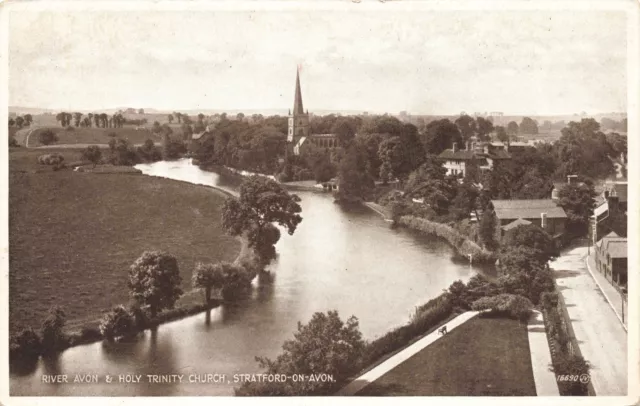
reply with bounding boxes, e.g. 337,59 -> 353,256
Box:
311,133 -> 337,138
438,149 -> 478,160
604,240 -> 628,258
491,199 -> 567,220
501,218 -> 533,231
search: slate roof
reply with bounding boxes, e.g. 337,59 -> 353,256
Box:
605,241 -> 628,258
501,218 -> 532,231
438,149 -> 478,160
491,199 -> 567,220
311,133 -> 337,138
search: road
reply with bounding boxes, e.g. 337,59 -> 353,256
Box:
549,245 -> 627,396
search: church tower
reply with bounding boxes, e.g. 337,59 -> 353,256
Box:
288,69 -> 310,146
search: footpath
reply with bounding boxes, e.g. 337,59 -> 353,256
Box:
549,246 -> 627,396
585,252 -> 627,330
337,310 -> 559,396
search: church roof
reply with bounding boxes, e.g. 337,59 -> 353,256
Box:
293,70 -> 304,116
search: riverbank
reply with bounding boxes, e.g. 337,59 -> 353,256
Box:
9,149 -> 240,337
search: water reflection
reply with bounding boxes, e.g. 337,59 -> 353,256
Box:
10,159 -> 493,396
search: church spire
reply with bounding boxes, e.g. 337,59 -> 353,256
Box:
293,68 -> 304,116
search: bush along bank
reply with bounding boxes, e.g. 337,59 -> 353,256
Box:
540,290 -> 592,396
9,249 -> 259,367
397,215 -> 496,264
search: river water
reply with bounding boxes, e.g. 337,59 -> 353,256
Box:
10,159 -> 492,396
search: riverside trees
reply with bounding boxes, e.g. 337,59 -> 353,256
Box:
128,251 -> 183,318
222,176 -> 302,266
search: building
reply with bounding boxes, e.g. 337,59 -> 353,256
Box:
288,70 -> 339,156
437,141 -> 511,177
491,199 -> 567,240
594,232 -> 628,288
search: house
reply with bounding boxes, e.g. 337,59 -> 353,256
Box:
437,141 -> 511,177
491,199 -> 567,240
594,232 -> 628,288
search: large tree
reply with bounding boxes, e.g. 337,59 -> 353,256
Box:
475,117 -> 494,141
506,121 -> 519,137
421,118 -> 463,155
236,311 -> 365,396
222,177 -> 302,264
554,119 -> 615,180
495,125 -> 509,143
519,117 -> 538,134
128,251 -> 183,317
330,117 -> 358,147
404,155 -> 455,215
336,144 -> 374,202
557,181 -> 596,235
501,224 -> 558,264
454,114 -> 477,142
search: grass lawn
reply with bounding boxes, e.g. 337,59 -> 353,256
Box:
358,316 -> 536,396
9,148 -> 239,334
28,126 -> 165,147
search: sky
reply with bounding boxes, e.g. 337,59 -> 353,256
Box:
8,6 -> 628,115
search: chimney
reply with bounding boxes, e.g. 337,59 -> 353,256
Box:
541,212 -> 547,229
453,142 -> 458,153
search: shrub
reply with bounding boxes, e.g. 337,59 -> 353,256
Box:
552,352 -> 591,395
220,263 -> 254,301
137,139 -> 162,162
40,306 -> 68,353
38,129 -> 58,145
99,305 -> 136,341
540,291 -> 559,312
163,137 -> 187,160
361,293 -> 453,368
81,145 -> 102,167
471,293 -> 533,322
10,328 -> 42,360
65,125 -> 75,131
37,153 -> 65,166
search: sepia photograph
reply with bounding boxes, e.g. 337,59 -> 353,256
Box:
2,0 -> 637,403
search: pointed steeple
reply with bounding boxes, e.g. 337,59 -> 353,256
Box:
293,69 -> 304,116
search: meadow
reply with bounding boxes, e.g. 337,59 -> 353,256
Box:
26,126 -> 165,147
9,148 -> 239,334
359,316 -> 536,396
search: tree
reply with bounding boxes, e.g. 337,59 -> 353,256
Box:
192,262 -> 226,303
138,108 -> 144,114
506,121 -> 519,136
236,112 -> 245,121
137,139 -> 162,162
377,136 -> 409,183
479,209 -> 498,250
495,126 -> 509,143
99,305 -> 136,342
8,117 -> 15,127
73,112 -> 83,127
222,177 -> 302,264
167,114 -> 174,124
38,129 -> 58,145
15,116 -> 25,128
501,224 -> 558,263
475,117 -> 494,141
454,114 -> 477,142
41,306 -> 67,353
81,145 -> 102,168
519,117 -> 539,134
236,311 -> 365,396
23,114 -> 33,126
404,155 -> 456,215
331,117 -> 357,147
421,119 -> 463,155
152,121 -> 161,133
336,144 -> 374,202
128,251 -> 183,318
557,182 -> 596,235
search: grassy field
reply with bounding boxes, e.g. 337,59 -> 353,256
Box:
27,126 -> 165,147
9,148 -> 239,334
358,316 -> 536,396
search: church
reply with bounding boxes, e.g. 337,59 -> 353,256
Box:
287,70 -> 339,155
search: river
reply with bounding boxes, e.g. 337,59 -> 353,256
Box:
10,159 -> 493,396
